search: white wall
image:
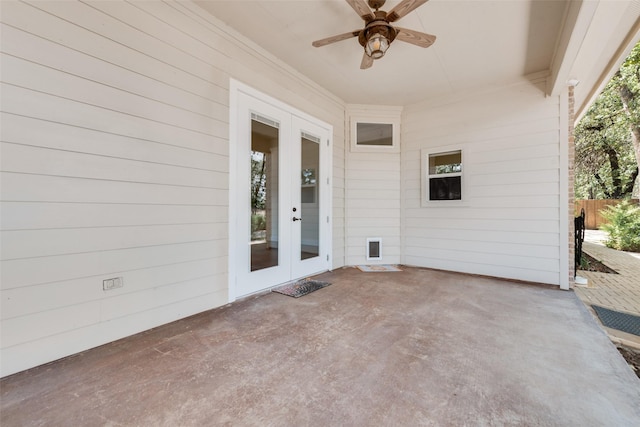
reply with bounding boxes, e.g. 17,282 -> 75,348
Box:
0,0 -> 345,377
345,106 -> 402,266
401,80 -> 563,285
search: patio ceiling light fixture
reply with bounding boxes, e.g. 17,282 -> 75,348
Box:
364,25 -> 393,59
312,0 -> 436,70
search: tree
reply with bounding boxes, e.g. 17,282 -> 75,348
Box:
575,42 -> 640,199
251,151 -> 266,213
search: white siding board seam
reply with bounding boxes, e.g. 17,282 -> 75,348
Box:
2,286 -> 226,349
2,81 -> 223,138
0,200 -> 222,208
22,1 -> 229,88
2,272 -> 226,322
403,119 -> 561,142
1,255 -> 228,291
2,85 -> 228,149
402,250 -> 560,270
1,22 -> 228,111
2,51 -> 226,122
2,221 -> 225,233
1,112 -> 224,156
1,21 -> 228,105
1,171 -> 226,191
2,243 -> 230,290
0,238 -> 222,262
83,0 -> 230,75
2,141 -> 222,174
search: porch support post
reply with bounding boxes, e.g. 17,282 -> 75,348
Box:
560,84 -> 576,290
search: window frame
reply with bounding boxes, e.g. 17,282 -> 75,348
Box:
421,147 -> 467,207
349,111 -> 401,153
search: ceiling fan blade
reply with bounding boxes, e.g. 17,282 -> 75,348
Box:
387,0 -> 429,22
394,27 -> 436,48
312,30 -> 361,47
345,0 -> 375,22
360,52 -> 374,69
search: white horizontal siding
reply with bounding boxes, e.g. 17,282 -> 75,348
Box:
2,240 -> 227,290
2,258 -> 226,319
1,202 -> 228,230
401,81 -> 562,285
1,172 -> 227,205
346,152 -> 401,265
0,0 -> 344,376
2,113 -> 225,170
344,106 -> 402,266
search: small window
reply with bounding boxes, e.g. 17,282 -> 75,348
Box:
356,123 -> 393,146
427,150 -> 462,201
349,109 -> 401,153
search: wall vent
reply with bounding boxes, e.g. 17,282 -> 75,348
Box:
366,238 -> 382,261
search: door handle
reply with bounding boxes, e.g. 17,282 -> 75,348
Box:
293,217 -> 302,221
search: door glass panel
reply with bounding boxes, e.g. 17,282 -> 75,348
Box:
251,118 -> 279,271
300,135 -> 320,260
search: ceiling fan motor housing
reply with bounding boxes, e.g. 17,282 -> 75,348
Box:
368,0 -> 386,10
358,12 -> 397,48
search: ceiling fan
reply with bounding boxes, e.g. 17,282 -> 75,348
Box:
312,0 -> 436,69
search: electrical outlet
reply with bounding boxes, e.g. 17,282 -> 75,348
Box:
103,277 -> 123,291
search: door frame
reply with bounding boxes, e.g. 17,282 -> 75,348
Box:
228,79 -> 333,302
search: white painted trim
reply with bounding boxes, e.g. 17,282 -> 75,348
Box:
228,79 -> 333,301
228,78 -> 240,302
420,146 -> 469,208
325,129 -> 335,270
347,105 -> 402,153
559,88 -> 570,290
547,0 -> 599,96
575,22 -> 640,121
350,116 -> 401,153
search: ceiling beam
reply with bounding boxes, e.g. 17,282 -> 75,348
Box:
546,0 -> 599,97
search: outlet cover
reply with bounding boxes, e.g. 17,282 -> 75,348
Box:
112,277 -> 123,289
103,277 -> 123,291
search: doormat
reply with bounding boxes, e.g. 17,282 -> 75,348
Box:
592,305 -> 640,336
272,279 -> 331,298
357,265 -> 402,272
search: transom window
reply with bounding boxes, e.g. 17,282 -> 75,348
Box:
348,107 -> 401,153
356,123 -> 393,146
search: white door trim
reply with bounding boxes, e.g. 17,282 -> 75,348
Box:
228,79 -> 333,302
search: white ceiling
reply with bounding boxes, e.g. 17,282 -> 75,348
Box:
196,0 -> 570,105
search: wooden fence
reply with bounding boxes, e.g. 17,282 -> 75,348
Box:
575,199 -> 639,229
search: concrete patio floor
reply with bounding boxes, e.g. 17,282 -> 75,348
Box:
2,266 -> 640,426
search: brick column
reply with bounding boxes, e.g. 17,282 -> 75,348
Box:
568,85 -> 576,286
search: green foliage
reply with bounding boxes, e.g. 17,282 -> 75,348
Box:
251,214 -> 266,233
599,200 -> 640,251
579,255 -> 590,270
575,42 -> 640,199
251,152 -> 266,211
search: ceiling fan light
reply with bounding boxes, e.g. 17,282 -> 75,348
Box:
365,32 -> 389,59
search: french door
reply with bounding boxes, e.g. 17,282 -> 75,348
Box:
230,82 -> 332,299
